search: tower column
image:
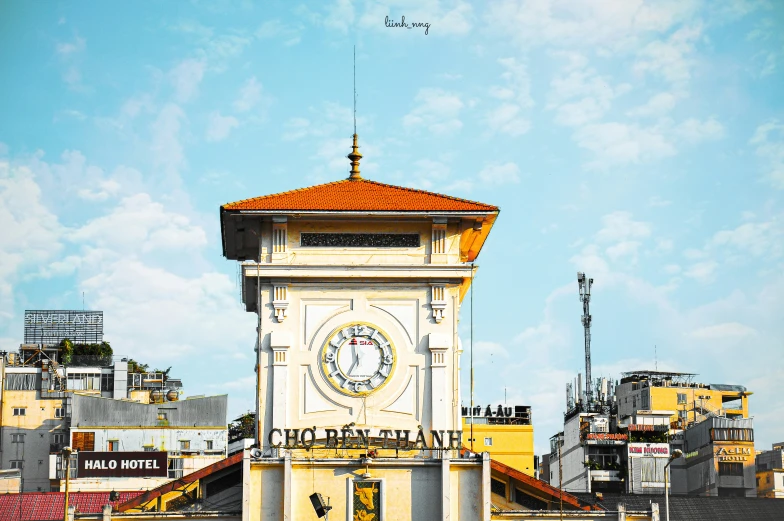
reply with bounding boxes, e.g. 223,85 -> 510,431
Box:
270,331 -> 291,429
429,333 -> 449,432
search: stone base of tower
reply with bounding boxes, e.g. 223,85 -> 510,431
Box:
241,451 -> 491,521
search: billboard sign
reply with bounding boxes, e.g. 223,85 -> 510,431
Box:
24,310 -> 103,345
628,443 -> 670,458
77,451 -> 168,478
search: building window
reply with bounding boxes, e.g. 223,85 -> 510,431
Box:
718,462 -> 744,476
767,475 -> 771,484
757,478 -> 760,487
12,407 -> 26,416
710,428 -> 754,442
168,458 -> 184,479
179,440 -> 191,451
101,373 -> 113,392
484,437 -> 493,446
108,440 -> 119,452
11,434 -> 25,443
55,407 -> 65,418
491,478 -> 506,498
677,393 -> 687,405
73,431 -> 95,451
66,372 -> 101,391
157,411 -> 168,426
10,461 -> 23,470
641,392 -> 650,410
52,433 -> 65,445
206,440 -> 214,450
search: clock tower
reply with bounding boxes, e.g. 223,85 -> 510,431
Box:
220,135 -> 499,520
220,135 -> 498,448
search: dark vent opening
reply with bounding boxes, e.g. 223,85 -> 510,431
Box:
301,233 -> 420,248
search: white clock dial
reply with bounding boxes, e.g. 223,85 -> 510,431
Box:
321,323 -> 395,396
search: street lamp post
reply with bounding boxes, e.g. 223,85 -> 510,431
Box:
62,446 -> 76,521
664,448 -> 683,521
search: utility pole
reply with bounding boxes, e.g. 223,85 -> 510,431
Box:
577,273 -> 594,406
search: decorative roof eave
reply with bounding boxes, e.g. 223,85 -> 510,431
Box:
222,209 -> 498,217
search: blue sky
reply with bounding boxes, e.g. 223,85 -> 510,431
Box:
0,0 -> 782,456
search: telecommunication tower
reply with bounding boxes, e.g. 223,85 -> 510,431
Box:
577,272 -> 594,406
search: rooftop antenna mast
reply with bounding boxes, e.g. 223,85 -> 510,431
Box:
577,273 -> 594,406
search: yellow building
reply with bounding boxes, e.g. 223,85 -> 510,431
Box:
463,404 -> 535,476
615,370 -> 751,428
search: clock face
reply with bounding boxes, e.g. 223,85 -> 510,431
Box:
321,323 -> 396,396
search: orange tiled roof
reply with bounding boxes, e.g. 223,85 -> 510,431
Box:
221,179 -> 498,213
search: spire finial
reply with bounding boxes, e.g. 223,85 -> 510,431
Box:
347,46 -> 362,180
348,133 -> 362,180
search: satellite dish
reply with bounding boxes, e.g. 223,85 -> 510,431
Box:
250,448 -> 263,459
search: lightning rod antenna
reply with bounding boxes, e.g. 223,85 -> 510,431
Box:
353,45 -> 357,134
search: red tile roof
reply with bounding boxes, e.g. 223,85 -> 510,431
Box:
0,492 -> 142,521
221,179 -> 498,213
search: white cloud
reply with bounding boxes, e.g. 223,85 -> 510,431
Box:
281,118 -> 314,141
663,264 -> 681,274
606,240 -> 642,263
323,0 -> 355,33
150,103 -> 187,181
709,221 -> 783,258
484,104 -> 530,136
69,193 -> 208,254
233,77 -> 262,112
0,162 -> 64,323
495,58 -> 533,109
478,162 -> 520,185
595,211 -> 652,243
470,341 -> 509,364
750,120 -> 784,189
627,92 -> 678,118
206,111 -> 239,142
485,0 -> 699,51
633,24 -> 702,91
256,19 -> 302,45
648,195 -> 672,207
56,35 -> 86,55
683,260 -> 718,283
575,122 -> 676,169
547,64 -> 628,127
403,88 -> 464,135
77,179 -> 122,201
675,117 -> 725,143
689,322 -> 758,339
169,59 -> 206,103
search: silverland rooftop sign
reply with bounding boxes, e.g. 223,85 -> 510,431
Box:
23,310 -> 103,344
77,451 -> 168,478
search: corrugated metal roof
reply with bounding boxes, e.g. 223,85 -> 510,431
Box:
573,493 -> 784,520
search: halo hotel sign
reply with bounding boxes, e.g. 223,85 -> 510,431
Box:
24,310 -> 103,344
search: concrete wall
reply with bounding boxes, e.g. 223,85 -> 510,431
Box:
463,420 -> 535,476
255,282 -> 464,449
0,367 -> 66,492
244,455 -> 487,521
